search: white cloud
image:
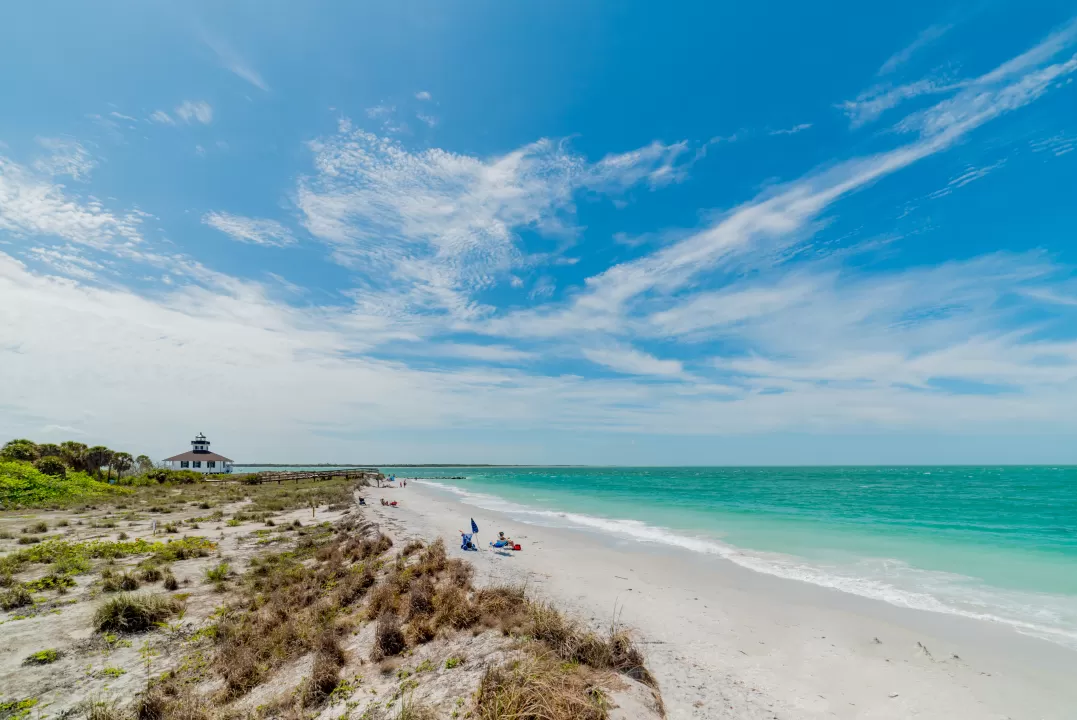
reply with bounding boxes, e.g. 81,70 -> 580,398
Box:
297,124 -> 690,321
877,23 -> 954,75
365,105 -> 395,118
203,212 -> 296,247
27,245 -> 106,280
417,113 -> 438,128
840,77 -> 966,128
769,123 -> 813,136
0,154 -> 143,251
33,137 -> 96,180
4,21 -> 1077,460
415,91 -> 432,101
586,140 -> 691,190
175,100 -> 213,125
928,159 -> 1006,199
150,110 -> 176,125
844,17 -> 1077,129
201,32 -> 269,91
414,343 -> 534,362
582,346 -> 684,377
1030,132 -> 1076,156
486,22 -> 1077,341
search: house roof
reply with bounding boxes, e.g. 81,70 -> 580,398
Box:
164,451 -> 233,462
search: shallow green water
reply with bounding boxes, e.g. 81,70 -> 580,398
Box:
382,466 -> 1077,648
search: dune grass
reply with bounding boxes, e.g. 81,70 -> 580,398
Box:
93,593 -> 184,633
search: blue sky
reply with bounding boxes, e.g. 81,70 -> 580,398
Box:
2,1 -> 1077,464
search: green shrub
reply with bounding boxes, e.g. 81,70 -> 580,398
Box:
1,460 -> 125,508
0,536 -> 215,576
205,562 -> 230,583
24,521 -> 48,534
0,585 -> 33,610
93,593 -> 183,633
23,648 -> 61,665
34,457 -> 67,478
25,573 -> 76,592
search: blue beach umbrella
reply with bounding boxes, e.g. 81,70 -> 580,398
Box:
471,518 -> 479,534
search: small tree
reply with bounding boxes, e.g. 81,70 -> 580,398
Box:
135,455 -> 154,474
86,446 -> 113,479
112,452 -> 134,478
35,457 -> 67,478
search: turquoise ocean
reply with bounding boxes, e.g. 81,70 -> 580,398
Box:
373,466 -> 1077,650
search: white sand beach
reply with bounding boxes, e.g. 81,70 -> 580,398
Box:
365,481 -> 1077,720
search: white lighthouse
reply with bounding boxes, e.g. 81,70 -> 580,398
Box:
163,433 -> 234,474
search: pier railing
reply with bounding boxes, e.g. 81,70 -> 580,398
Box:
205,468 -> 382,485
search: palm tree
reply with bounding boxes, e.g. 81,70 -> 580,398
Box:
112,452 -> 134,479
135,455 -> 154,474
36,443 -> 61,458
86,446 -> 113,479
60,441 -> 88,471
1,439 -> 38,462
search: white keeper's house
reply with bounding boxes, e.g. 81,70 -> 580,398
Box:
164,433 -> 234,474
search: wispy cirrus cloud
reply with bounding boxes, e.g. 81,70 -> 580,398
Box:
175,101 -> 213,125
928,159 -> 1006,199
877,23 -> 954,75
582,345 -> 684,377
844,17 -> 1077,129
201,32 -> 269,91
203,211 -> 296,247
151,101 -> 213,126
769,123 -> 813,136
297,121 -> 692,320
4,17 -> 1077,462
33,137 -> 96,180
0,154 -> 143,252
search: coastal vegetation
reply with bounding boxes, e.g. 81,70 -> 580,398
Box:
0,469 -> 662,720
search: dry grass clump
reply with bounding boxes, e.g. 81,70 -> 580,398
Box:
0,585 -> 33,610
524,602 -> 657,689
301,632 -> 348,706
371,612 -> 407,660
93,593 -> 183,633
212,528 -> 391,698
136,673 -> 216,720
474,652 -> 607,720
431,585 -> 481,631
138,563 -> 165,583
401,538 -> 425,557
406,576 -> 435,620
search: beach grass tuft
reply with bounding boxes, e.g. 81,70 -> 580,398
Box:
93,592 -> 183,633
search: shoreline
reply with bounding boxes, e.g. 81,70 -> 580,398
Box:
366,480 -> 1077,719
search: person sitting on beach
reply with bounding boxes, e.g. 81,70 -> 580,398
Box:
357,496 -> 366,505
380,498 -> 389,506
